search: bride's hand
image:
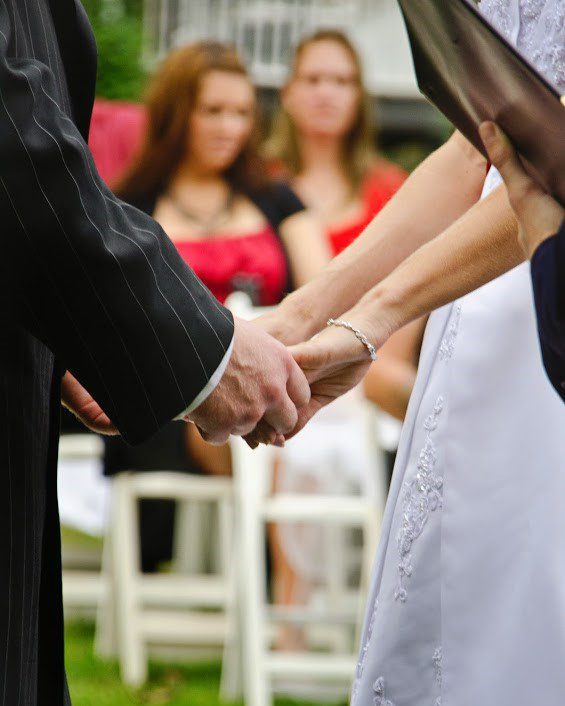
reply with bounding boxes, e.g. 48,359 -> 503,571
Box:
244,321 -> 380,447
284,324 -> 374,438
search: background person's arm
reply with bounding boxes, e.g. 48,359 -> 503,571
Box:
279,210 -> 332,287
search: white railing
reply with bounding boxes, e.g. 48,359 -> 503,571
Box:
142,0 -> 420,98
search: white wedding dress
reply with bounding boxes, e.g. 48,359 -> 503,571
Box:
352,2 -> 565,705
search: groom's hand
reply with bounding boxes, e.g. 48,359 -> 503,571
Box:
188,318 -> 311,445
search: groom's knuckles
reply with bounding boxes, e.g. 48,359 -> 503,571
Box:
230,396 -> 267,435
261,377 -> 286,407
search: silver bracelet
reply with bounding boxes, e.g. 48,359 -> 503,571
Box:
327,318 -> 378,361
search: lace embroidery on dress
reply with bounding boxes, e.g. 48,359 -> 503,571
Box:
439,305 -> 461,361
480,0 -> 518,40
373,677 -> 395,706
433,647 -> 443,706
366,652 -> 441,706
528,10 -> 565,89
394,396 -> 444,602
480,0 -> 565,92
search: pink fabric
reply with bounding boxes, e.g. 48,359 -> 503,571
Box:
174,227 -> 288,306
88,99 -> 146,186
328,161 -> 407,255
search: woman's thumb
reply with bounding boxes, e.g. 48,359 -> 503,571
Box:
289,339 -> 327,383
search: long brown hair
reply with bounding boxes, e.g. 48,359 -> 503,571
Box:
116,41 -> 266,205
263,30 -> 376,188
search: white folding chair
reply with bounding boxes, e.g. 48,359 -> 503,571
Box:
222,293 -> 388,706
97,470 -> 234,687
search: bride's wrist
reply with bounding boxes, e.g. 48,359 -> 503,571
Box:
345,286 -> 404,351
324,318 -> 378,363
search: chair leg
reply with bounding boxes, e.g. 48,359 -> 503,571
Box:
220,530 -> 243,701
112,475 -> 147,687
217,498 -> 233,578
174,499 -> 205,574
234,441 -> 272,706
94,529 -> 116,658
324,524 -> 351,653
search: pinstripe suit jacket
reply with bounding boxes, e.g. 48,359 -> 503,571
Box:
0,1 -> 234,702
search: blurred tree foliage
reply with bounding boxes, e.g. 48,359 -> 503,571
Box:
81,0 -> 146,101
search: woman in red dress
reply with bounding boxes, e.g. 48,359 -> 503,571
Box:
264,29 -> 406,256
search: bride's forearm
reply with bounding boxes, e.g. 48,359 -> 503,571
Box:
347,185 -> 523,344
281,132 -> 487,337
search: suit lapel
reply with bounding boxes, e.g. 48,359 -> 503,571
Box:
46,0 -> 97,140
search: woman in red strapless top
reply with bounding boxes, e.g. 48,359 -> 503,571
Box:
327,162 -> 407,254
264,30 -> 406,255
174,227 -> 287,306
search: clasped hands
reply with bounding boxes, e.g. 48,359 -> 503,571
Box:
61,307 -> 378,445
188,311 -> 377,449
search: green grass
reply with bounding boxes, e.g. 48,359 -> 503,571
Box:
66,621 -> 344,706
61,526 -> 103,551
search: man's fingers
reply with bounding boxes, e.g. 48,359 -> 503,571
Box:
244,420 -> 278,448
479,121 -> 535,203
96,414 -> 120,435
263,393 -> 299,436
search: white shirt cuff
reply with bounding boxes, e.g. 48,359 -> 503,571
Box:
174,338 -> 234,420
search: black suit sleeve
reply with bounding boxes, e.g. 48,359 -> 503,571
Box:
0,4 -> 234,443
530,220 -> 565,402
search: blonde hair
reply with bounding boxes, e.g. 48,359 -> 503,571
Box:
263,30 -> 376,188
